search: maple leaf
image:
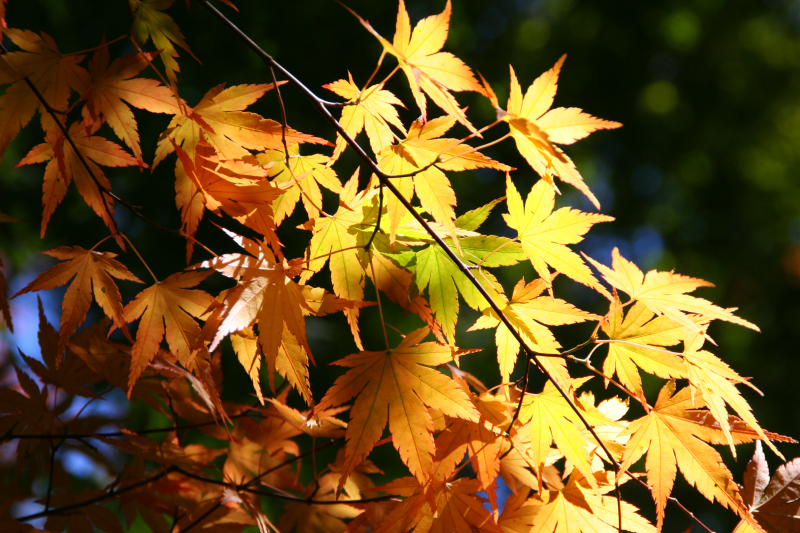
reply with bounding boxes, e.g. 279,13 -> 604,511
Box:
682,332 -> 778,457
258,145 -> 343,224
412,237 -> 513,343
302,170 -> 376,348
619,381 -> 759,530
363,476 -> 503,533
17,122 -> 139,236
586,247 -> 759,332
325,74 -> 406,159
600,298 -> 687,399
16,245 -> 142,354
129,0 -> 195,82
492,56 -> 621,208
269,399 -> 347,439
154,82 -> 327,167
500,472 -> 656,533
517,378 -> 611,488
469,277 -> 598,382
174,141 -> 283,258
355,0 -> 485,132
366,237 -> 446,343
200,234 -> 317,403
278,471 -> 364,533
378,115 -> 511,241
504,175 -> 612,291
123,270 -> 214,393
317,327 -> 479,482
82,45 -> 181,161
735,441 -> 800,533
433,393 -> 511,507
0,28 -> 88,157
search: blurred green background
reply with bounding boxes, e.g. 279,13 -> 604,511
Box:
1,0 -> 799,531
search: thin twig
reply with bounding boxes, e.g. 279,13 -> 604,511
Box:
173,466 -> 396,505
44,440 -> 61,511
363,182 -> 383,250
3,413 -> 251,442
181,501 -> 223,532
15,467 -> 174,521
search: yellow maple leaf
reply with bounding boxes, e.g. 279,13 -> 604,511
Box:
257,145 -> 343,224
129,0 -> 195,82
355,0 -> 484,132
317,327 -> 478,483
500,471 -> 656,533
517,378 -> 611,489
325,74 -> 406,159
302,170 -> 376,349
469,277 -> 598,383
620,381 -> 762,530
504,175 -> 612,291
586,247 -> 759,332
379,116 -> 511,242
490,56 -> 621,208
682,332 -> 778,458
123,270 -> 214,393
600,298 -> 687,399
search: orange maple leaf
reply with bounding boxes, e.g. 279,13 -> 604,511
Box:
355,0 -> 484,132
123,270 -> 214,393
174,141 -> 283,259
0,28 -> 88,157
153,82 -> 327,167
366,476 -> 503,533
317,327 -> 478,483
17,122 -> 139,236
82,45 -> 182,161
16,246 -> 143,355
201,234 -> 316,403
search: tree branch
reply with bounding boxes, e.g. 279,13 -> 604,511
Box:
199,0 -> 621,482
15,467 -> 174,522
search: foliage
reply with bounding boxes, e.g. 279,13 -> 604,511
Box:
0,1 -> 796,532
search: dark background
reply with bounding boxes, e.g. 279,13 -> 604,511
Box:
1,1 -> 799,531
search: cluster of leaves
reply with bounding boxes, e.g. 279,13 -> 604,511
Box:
0,1 -> 796,532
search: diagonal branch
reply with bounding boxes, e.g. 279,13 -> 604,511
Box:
198,0 -> 621,480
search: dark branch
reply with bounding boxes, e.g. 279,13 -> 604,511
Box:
199,0 -> 621,483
